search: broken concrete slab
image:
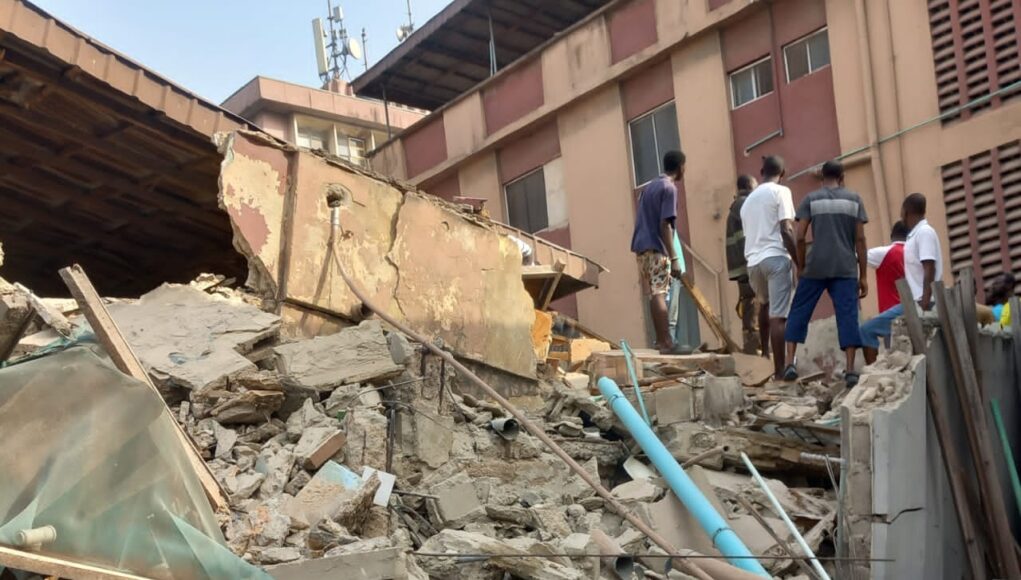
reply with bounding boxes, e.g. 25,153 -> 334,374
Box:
257,546 -> 302,565
702,376 -> 745,424
106,284 -> 280,394
219,132 -> 541,379
267,547 -> 407,580
0,279 -> 32,360
732,352 -> 775,386
429,471 -> 484,529
212,390 -> 285,424
418,529 -> 584,580
362,467 -> 396,507
413,412 -> 454,469
610,479 -> 661,503
294,426 -> 346,470
273,320 -> 403,391
283,461 -> 379,529
342,407 -> 388,471
587,350 -> 736,386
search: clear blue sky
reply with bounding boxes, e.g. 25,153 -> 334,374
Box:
30,0 -> 450,103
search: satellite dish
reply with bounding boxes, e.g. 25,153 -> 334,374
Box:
396,24 -> 412,42
347,37 -> 363,60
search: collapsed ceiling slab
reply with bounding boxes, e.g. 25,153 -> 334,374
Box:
0,0 -> 252,295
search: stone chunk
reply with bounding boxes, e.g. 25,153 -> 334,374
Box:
212,390 -> 285,424
273,320 -> 403,391
257,546 -> 302,565
611,479 -> 661,503
107,284 -> 280,393
414,412 -> 453,469
342,407 -> 388,471
655,385 -> 694,425
419,530 -> 584,580
294,427 -> 346,470
703,376 -> 745,424
283,461 -> 380,530
267,547 -> 405,580
429,471 -> 483,529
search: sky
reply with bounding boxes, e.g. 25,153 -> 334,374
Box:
30,0 -> 450,104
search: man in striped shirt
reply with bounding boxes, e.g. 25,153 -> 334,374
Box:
782,160 -> 869,387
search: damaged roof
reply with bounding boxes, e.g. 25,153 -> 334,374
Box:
0,0 -> 253,295
351,0 -> 613,110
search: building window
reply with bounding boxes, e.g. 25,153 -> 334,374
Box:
629,102 -> 681,186
729,57 -> 774,109
337,136 -> 367,167
784,28 -> 830,82
296,126 -> 330,151
505,168 -> 549,234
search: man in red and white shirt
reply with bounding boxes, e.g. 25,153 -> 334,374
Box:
866,221 -> 908,315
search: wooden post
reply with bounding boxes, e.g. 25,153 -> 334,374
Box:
680,276 -> 740,353
897,280 -> 988,579
935,282 -> 1020,578
539,262 -> 565,311
59,265 -> 228,512
0,545 -> 151,580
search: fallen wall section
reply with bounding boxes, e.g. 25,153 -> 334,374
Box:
217,131 -> 537,379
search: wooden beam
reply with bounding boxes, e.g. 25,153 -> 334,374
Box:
680,276 -> 740,353
58,265 -> 229,512
935,282 -> 1021,578
540,261 -> 566,310
0,545 -> 151,580
897,279 -> 989,580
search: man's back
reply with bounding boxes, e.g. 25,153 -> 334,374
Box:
797,186 -> 868,279
740,182 -> 795,267
631,176 -> 677,255
868,242 -> 905,312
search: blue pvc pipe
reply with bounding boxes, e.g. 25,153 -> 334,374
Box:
598,377 -> 770,577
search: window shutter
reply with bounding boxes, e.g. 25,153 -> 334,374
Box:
927,0 -> 1021,122
941,140 -> 1021,299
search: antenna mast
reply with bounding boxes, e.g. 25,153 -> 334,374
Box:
314,1 -> 363,85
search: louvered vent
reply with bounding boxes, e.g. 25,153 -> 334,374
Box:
942,140 -> 1021,299
928,0 -> 1021,122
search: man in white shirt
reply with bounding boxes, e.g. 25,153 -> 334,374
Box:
859,193 -> 943,364
740,155 -> 797,380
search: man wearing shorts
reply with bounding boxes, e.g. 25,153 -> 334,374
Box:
740,155 -> 797,380
631,150 -> 685,354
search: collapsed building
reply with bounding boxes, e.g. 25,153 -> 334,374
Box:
2,2 -> 1021,580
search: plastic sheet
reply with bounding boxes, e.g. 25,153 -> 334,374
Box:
0,343 -> 270,579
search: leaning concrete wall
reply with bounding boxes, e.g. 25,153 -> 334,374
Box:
847,330 -> 1021,579
217,131 -> 538,379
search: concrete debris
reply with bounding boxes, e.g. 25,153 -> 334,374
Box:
273,320 -> 403,391
6,272 -> 886,579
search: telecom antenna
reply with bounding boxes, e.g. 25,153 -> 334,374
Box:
312,0 -> 363,84
396,0 -> 415,42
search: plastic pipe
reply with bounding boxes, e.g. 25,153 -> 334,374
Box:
991,399 -> 1021,519
591,529 -> 635,579
597,377 -> 769,577
489,418 -> 520,441
15,525 -> 56,551
740,452 -> 831,580
619,340 -> 651,426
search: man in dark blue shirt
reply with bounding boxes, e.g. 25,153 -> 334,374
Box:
631,150 -> 685,353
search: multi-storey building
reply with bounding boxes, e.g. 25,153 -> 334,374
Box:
354,0 -> 1021,348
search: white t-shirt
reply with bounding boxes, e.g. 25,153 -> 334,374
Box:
904,219 -> 943,300
740,181 -> 796,267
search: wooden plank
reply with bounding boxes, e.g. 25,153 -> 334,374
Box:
539,262 -> 565,310
680,276 -> 740,353
899,281 -> 988,579
935,283 -> 1020,578
0,545 -> 150,580
959,268 -> 981,373
14,283 -> 73,337
58,265 -> 228,512
896,279 -> 926,356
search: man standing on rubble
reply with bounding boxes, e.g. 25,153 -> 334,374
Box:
781,160 -> 868,387
741,155 -> 797,380
631,150 -> 685,354
726,174 -> 761,355
858,193 -> 943,364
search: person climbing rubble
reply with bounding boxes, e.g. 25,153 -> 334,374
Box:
726,174 -> 762,356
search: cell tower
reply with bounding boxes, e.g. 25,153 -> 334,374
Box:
312,0 -> 362,84
396,0 -> 414,42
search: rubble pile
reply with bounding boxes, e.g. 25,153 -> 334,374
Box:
1,272 -> 920,579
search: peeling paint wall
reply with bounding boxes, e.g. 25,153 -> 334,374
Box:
218,131 -> 538,379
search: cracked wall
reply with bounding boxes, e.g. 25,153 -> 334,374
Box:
217,131 -> 537,379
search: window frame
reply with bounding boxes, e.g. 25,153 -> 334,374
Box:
503,166 -> 549,234
728,56 -> 775,110
783,27 -> 830,83
628,100 -> 680,188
